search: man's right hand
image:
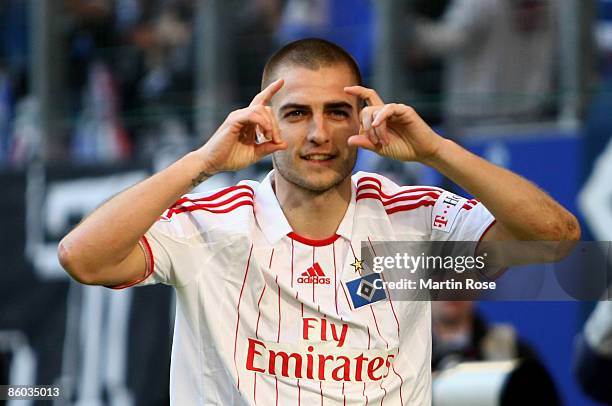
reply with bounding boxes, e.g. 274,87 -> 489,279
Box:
195,78 -> 287,175
58,79 -> 288,287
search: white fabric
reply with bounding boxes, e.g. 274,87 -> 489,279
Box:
137,171 -> 495,405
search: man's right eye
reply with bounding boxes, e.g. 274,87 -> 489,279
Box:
284,110 -> 308,119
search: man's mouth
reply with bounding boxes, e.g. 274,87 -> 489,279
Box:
301,153 -> 336,161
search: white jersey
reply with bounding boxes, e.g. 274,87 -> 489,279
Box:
117,171 -> 495,405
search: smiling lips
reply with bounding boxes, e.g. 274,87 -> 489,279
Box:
301,153 -> 336,161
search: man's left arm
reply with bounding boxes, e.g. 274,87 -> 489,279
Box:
344,86 -> 581,255
421,138 -> 580,244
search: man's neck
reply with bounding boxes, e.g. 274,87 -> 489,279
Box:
273,174 -> 352,240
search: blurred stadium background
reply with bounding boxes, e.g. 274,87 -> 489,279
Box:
0,0 -> 611,405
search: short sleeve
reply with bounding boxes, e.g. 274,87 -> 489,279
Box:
105,181 -> 256,290
107,218 -> 195,289
430,190 -> 496,242
138,225 -> 177,286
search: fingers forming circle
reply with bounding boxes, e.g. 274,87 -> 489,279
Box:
345,85 -> 384,106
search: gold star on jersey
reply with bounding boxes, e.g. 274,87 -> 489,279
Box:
350,258 -> 364,272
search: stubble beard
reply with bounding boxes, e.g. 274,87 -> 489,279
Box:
272,151 -> 356,194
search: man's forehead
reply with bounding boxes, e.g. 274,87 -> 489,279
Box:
269,64 -> 359,107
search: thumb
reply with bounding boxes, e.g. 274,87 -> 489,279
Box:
255,140 -> 288,160
347,135 -> 379,152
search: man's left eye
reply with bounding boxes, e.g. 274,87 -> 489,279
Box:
329,110 -> 349,118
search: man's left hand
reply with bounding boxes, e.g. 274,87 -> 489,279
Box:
344,85 -> 444,163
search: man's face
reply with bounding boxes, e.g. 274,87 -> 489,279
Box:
269,64 -> 361,193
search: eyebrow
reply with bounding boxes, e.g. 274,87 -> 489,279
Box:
278,101 -> 354,112
278,103 -> 310,113
325,101 -> 353,110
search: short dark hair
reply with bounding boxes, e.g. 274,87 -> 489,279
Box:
261,38 -> 362,90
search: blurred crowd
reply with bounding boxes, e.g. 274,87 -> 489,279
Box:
0,1 -> 611,404
0,0 -> 605,167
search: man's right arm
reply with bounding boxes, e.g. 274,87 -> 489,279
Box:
58,79 -> 286,286
58,152 -> 215,286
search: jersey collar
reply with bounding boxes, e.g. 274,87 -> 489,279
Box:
254,171 -> 356,245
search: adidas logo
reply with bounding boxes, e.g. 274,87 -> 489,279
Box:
297,262 -> 331,285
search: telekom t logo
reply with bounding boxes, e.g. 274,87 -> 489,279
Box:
297,262 -> 331,284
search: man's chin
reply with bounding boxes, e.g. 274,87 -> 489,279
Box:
273,154 -> 355,193
284,171 -> 346,193
295,175 -> 337,192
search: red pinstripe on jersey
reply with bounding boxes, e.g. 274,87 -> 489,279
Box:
253,248 -> 274,406
255,285 -> 266,339
365,326 -> 370,405
319,381 -> 323,405
370,307 -> 388,349
367,237 -> 401,340
379,378 -> 388,406
276,274 -> 281,342
391,363 -> 404,405
333,242 -> 338,316
341,282 -> 353,311
367,236 -> 406,403
233,245 -> 253,391
291,240 -> 295,288
275,273 -> 281,406
348,243 -> 360,273
312,247 -> 316,301
313,246 -> 324,406
294,247 -> 302,406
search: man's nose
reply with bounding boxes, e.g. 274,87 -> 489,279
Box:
307,114 -> 331,145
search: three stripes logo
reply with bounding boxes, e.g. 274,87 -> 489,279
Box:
297,262 -> 331,285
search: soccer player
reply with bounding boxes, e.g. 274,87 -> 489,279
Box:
58,38 -> 580,405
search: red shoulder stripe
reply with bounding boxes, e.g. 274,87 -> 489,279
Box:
173,185 -> 254,206
168,199 -> 254,216
357,176 -> 383,187
356,191 -> 441,205
170,191 -> 253,211
166,189 -> 254,218
357,175 -> 442,190
385,200 -> 436,214
356,183 -> 442,200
